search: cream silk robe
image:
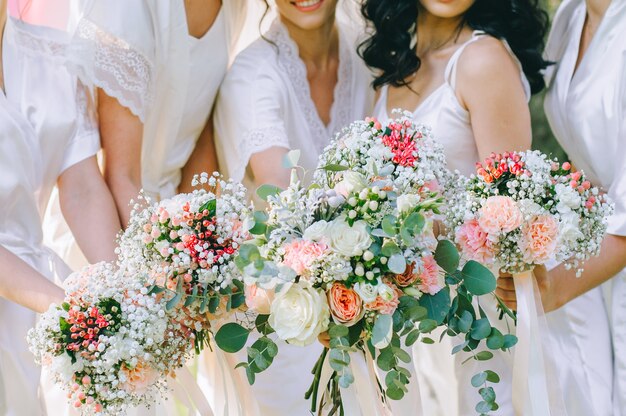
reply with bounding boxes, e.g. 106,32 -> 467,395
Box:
544,1 -> 626,415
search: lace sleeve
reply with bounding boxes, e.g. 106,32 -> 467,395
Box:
67,18 -> 154,123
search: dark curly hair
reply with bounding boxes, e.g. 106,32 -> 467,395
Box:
358,0 -> 551,94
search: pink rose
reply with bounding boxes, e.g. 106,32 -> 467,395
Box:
477,196 -> 523,235
365,281 -> 402,315
417,255 -> 443,295
327,283 -> 364,326
520,214 -> 559,264
282,240 -> 328,277
120,360 -> 159,394
244,284 -> 274,315
456,219 -> 496,264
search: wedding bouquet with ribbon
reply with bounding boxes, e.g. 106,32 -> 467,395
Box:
27,263 -> 191,415
222,114 -> 517,414
118,173 -> 253,353
445,150 -> 612,414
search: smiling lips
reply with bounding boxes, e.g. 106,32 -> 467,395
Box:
291,0 -> 324,12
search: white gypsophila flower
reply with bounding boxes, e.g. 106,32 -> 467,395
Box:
268,282 -> 330,346
327,217 -> 372,257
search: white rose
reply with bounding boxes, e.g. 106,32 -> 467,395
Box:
396,194 -> 421,214
269,283 -> 330,346
378,284 -> 396,301
517,199 -> 543,217
303,220 -> 331,242
559,212 -> 583,244
555,183 -> 582,213
328,218 -> 372,257
353,281 -> 381,303
334,171 -> 367,197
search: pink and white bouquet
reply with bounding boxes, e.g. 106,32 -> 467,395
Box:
446,150 -> 612,275
118,173 -> 253,352
27,263 -> 190,415
225,115 -> 514,414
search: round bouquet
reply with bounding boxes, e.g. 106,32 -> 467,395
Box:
118,173 -> 253,352
225,115 -> 514,414
28,263 -> 190,415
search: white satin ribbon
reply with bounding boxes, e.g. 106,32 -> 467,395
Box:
169,367 -> 215,416
512,271 -> 566,416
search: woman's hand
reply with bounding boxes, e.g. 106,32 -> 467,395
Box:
496,265 -> 562,313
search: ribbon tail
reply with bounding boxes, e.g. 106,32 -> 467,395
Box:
170,367 -> 215,416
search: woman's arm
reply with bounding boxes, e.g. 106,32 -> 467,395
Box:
457,37 -> 533,159
179,115 -> 220,194
97,89 -> 144,227
58,156 -> 121,263
249,146 -> 291,189
0,246 -> 64,313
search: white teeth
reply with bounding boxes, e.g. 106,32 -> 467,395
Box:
295,0 -> 321,8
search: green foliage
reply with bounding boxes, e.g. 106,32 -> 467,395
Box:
214,323 -> 250,353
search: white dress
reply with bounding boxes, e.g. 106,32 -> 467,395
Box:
0,16 -> 99,416
373,32 -> 531,416
544,1 -> 626,415
214,19 -> 374,415
42,0 -> 249,271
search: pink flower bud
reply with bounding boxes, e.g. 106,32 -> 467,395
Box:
562,162 -> 571,170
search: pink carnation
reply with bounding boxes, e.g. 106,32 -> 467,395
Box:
119,360 -> 158,394
520,214 -> 559,264
478,196 -> 523,235
456,219 -> 496,264
365,282 -> 402,315
417,255 -> 443,295
282,240 -> 328,276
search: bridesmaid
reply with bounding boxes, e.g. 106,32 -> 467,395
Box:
0,3 -> 120,414
214,0 -> 373,414
360,0 -> 550,414
498,0 -> 626,414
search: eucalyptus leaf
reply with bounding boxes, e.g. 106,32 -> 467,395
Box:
282,149 -> 301,168
372,314 -> 393,349
256,184 -> 283,201
214,323 -> 250,353
388,254 -> 407,274
434,240 -> 460,274
462,261 -> 497,295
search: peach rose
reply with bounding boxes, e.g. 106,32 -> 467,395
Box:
365,281 -> 402,315
282,240 -> 328,277
477,196 -> 523,235
327,283 -> 364,326
393,262 -> 420,287
456,219 -> 496,264
120,360 -> 159,394
520,214 -> 559,263
244,284 -> 274,315
417,255 -> 443,295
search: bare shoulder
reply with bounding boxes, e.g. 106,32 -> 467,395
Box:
456,36 -> 521,82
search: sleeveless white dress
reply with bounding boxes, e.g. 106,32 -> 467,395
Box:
544,1 -> 626,415
214,19 -> 374,415
0,16 -> 99,416
373,31 -> 531,415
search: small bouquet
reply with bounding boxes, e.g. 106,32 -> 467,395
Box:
445,150 -> 612,414
27,263 -> 190,415
446,150 -> 612,275
118,173 -> 253,352
224,114 -> 515,414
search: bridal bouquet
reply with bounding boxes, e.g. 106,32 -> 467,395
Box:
118,173 -> 253,352
27,263 -> 190,415
223,114 -> 515,414
446,150 -> 612,275
445,150 -> 612,414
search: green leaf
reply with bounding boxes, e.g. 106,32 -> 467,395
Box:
377,348 -> 395,371
381,216 -> 397,236
166,291 -> 182,310
319,164 -> 350,172
452,340 -> 469,355
392,346 -> 412,363
256,184 -> 283,201
471,372 -> 488,388
418,319 -> 438,333
255,314 -> 274,336
474,351 -> 494,361
462,261 -> 497,295
470,319 -> 492,341
485,370 -> 500,383
282,149 -> 301,168
486,329 -> 505,350
248,222 -> 267,235
381,240 -> 401,257
329,348 -> 350,372
475,401 -> 493,414
338,371 -> 355,389
418,287 -> 451,325
421,337 -> 435,344
502,334 -> 518,349
208,296 -> 220,314
199,198 -> 217,216
405,329 -> 420,347
238,244 -> 261,262
214,323 -> 250,353
371,314 -> 393,349
329,324 -> 349,339
479,386 -> 496,403
434,240 -> 460,274
388,254 -> 407,274
457,310 -> 474,333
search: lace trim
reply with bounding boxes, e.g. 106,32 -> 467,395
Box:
69,18 -> 154,122
265,21 -> 354,153
8,18 -> 69,63
235,126 -> 290,181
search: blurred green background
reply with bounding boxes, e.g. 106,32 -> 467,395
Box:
531,0 -> 566,161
